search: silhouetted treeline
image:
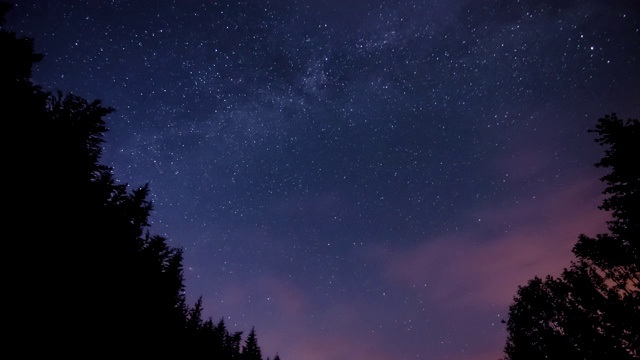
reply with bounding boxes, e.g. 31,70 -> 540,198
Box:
2,3 -> 279,359
502,114 -> 639,359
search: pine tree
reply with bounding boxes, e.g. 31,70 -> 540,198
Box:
2,4 -> 284,358
502,114 -> 640,359
242,327 -> 263,360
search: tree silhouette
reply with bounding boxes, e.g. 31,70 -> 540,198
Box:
242,327 -> 264,360
2,3 -> 281,359
502,114 -> 640,359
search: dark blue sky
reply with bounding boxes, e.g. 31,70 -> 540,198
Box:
8,0 -> 640,358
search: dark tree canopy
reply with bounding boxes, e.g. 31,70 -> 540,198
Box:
242,327 -> 264,360
2,3 -> 280,359
502,114 -> 640,360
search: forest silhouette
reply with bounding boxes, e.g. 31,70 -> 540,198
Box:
499,112 -> 639,358
4,1 -> 638,359
2,3 -> 279,359
501,112 -> 639,359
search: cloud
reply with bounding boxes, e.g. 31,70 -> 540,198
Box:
376,176 -> 609,308
206,273 -> 396,360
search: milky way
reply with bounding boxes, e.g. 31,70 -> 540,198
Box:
8,1 -> 640,358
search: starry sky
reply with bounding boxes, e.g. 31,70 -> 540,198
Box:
7,1 -> 640,359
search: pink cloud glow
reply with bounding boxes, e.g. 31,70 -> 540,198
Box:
379,176 -> 610,308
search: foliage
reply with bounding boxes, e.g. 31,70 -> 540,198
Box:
502,114 -> 640,359
2,3 -> 277,359
242,327 -> 264,360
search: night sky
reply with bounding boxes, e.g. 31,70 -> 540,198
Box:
7,1 -> 640,359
